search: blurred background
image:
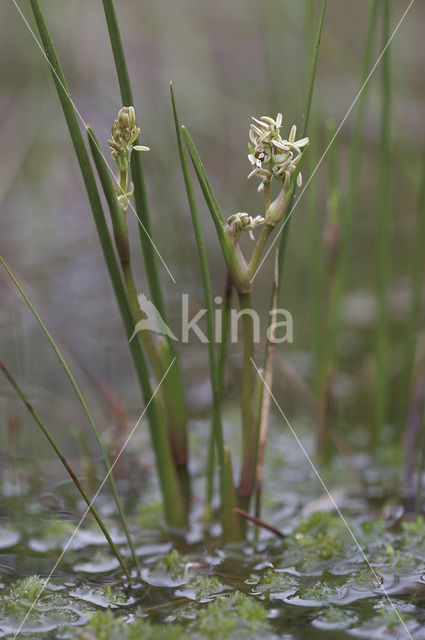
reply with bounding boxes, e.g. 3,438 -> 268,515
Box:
1,0 -> 425,474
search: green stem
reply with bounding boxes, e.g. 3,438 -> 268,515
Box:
87,128 -> 166,384
415,396 -> 425,513
402,150 -> 425,430
205,274 -> 232,520
87,128 -> 183,461
101,0 -> 188,469
0,360 -> 131,580
182,127 -> 251,295
316,120 -> 341,457
304,0 -> 324,397
328,0 -> 380,359
237,292 -> 255,507
264,182 -> 271,212
248,224 -> 274,279
302,0 -> 327,135
277,0 -> 327,288
0,256 -> 139,572
373,0 -> 392,446
29,0 -> 186,528
171,84 -> 240,541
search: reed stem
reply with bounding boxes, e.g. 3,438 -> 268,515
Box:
29,0 -> 186,528
0,256 -> 140,572
402,150 -> 425,431
276,0 -> 327,292
0,360 -> 131,580
170,85 -> 240,541
237,291 -> 255,508
373,0 -> 392,446
101,0 -> 188,469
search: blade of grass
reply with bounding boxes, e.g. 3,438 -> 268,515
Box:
170,83 -> 240,541
0,255 -> 139,572
328,0 -> 380,369
237,290 -> 254,510
183,127 -> 251,291
101,0 -> 165,311
217,275 -> 232,398
302,0 -> 327,137
316,120 -> 341,456
276,0 -> 327,291
249,0 -> 326,507
86,126 -> 165,384
0,359 -> 131,580
304,0 -> 324,397
100,0 -> 188,471
254,250 -> 279,519
415,379 -> 425,513
205,274 -> 232,521
181,128 -> 226,232
87,126 -> 187,467
402,150 -> 425,430
29,0 -> 186,528
374,0 -> 392,445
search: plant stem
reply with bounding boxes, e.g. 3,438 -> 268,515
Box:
255,250 -> 280,519
248,224 -> 274,279
415,393 -> 425,513
237,291 -> 255,508
217,274 -> 233,397
182,127 -> 251,295
316,120 -> 341,456
0,256 -> 140,572
328,0 -> 380,363
0,359 -> 131,580
402,150 -> 425,431
264,182 -> 271,212
170,84 -> 240,541
302,0 -> 327,136
87,128 -> 188,474
276,0 -> 327,288
205,274 -> 232,520
304,0 -> 323,398
373,0 -> 392,446
101,0 -> 188,470
29,0 -> 186,528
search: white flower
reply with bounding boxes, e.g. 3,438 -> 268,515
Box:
247,114 -> 308,191
227,212 -> 265,240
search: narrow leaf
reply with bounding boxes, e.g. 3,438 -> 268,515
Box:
171,84 -> 240,541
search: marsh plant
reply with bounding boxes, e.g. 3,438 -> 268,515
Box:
93,100 -> 308,539
2,0 -> 425,594
0,0 -> 312,555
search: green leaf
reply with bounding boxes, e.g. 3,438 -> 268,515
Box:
171,85 -> 240,542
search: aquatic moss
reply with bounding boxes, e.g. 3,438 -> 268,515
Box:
247,569 -> 298,601
81,592 -> 272,640
86,609 -> 183,640
0,576 -> 45,615
197,592 -> 272,639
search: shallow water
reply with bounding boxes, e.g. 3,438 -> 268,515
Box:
1,422 -> 425,640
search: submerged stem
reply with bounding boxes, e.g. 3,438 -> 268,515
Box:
0,360 -> 131,580
0,256 -> 140,573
